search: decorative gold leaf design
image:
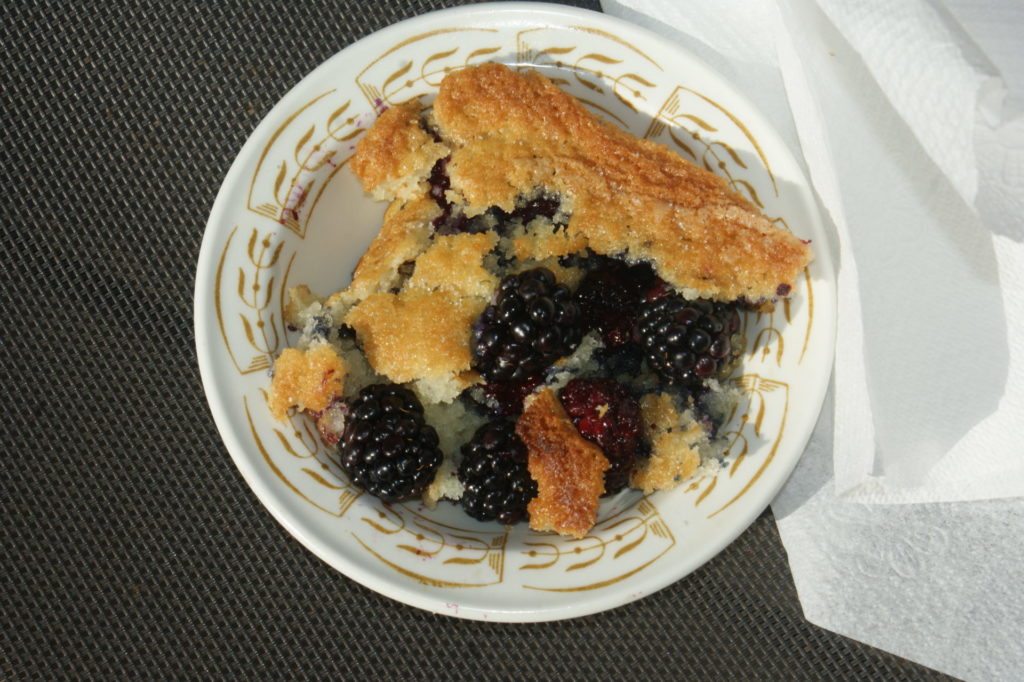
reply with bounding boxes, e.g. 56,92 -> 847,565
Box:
695,477 -> 717,506
245,89 -> 364,236
326,101 -> 351,132
244,397 -> 362,518
334,128 -> 363,143
520,541 -> 559,570
679,113 -> 717,132
534,45 -> 575,61
520,500 -> 675,592
239,313 -> 256,347
647,85 -> 781,215
263,279 -> 275,309
574,73 -> 603,93
798,268 -> 814,364
713,139 -> 748,168
272,162 -> 287,205
612,89 -> 635,112
273,428 -> 312,459
382,61 -> 413,94
613,527 -> 646,559
668,128 -> 697,160
467,46 -> 500,61
731,178 -> 763,208
567,548 -> 604,571
580,52 -> 621,65
349,502 -> 506,587
245,356 -> 271,373
575,98 -> 627,126
751,327 -> 785,366
294,124 -> 315,161
423,48 -> 459,72
302,468 -> 347,490
215,227 -> 287,365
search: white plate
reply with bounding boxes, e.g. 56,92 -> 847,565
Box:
195,2 -> 835,622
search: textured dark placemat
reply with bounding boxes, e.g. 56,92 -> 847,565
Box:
1,1 -> 953,679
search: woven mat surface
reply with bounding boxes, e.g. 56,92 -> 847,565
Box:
2,0 -> 952,678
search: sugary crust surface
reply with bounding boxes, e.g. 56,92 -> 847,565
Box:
510,221 -> 588,262
407,232 -> 498,298
350,102 -> 448,200
336,196 -> 438,304
343,289 -> 485,389
268,343 -> 346,420
432,63 -> 811,300
517,388 -> 609,538
630,392 -> 706,493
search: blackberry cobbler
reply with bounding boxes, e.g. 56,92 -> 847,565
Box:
268,63 -> 811,538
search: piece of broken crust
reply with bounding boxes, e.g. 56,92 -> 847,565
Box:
516,388 -> 609,538
267,343 -> 347,420
630,393 -> 708,494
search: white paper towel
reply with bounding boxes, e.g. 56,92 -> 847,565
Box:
601,0 -> 1024,677
772,389 -> 1024,680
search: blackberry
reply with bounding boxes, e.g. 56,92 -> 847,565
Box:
339,383 -> 442,502
478,373 -> 544,417
635,294 -> 741,390
458,420 -> 537,525
575,257 -> 657,347
558,378 -> 642,495
472,267 -> 583,383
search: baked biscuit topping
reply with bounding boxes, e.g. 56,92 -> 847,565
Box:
430,63 -> 810,301
517,389 -> 609,539
268,63 -> 812,538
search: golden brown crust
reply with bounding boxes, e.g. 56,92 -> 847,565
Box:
510,221 -> 588,262
343,289 -> 485,387
432,63 -> 810,300
517,389 -> 609,538
407,232 -> 498,298
630,393 -> 706,493
349,102 -> 448,198
267,344 -> 346,420
338,196 -> 439,304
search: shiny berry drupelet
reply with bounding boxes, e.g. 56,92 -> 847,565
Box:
458,420 -> 537,525
558,377 -> 642,495
635,294 -> 741,390
472,267 -> 583,383
339,384 -> 442,502
574,258 -> 657,348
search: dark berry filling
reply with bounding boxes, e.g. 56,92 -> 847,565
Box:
478,373 -> 545,417
558,377 -> 642,495
339,384 -> 442,502
635,294 -> 741,390
472,267 -> 583,383
575,257 -> 658,348
427,157 -> 470,235
500,192 -> 565,227
427,155 -> 566,237
458,419 -> 537,525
